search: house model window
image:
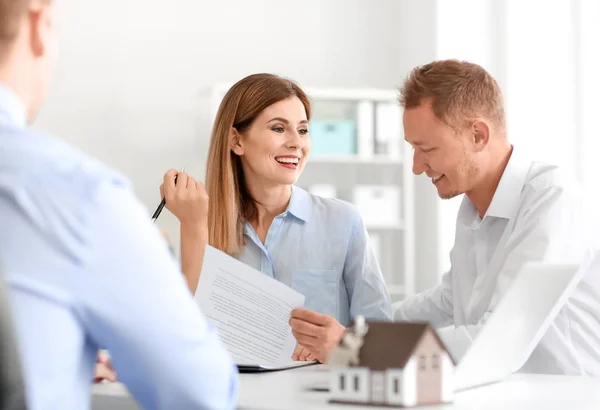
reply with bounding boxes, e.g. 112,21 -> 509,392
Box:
418,355 -> 427,371
328,319 -> 455,408
432,354 -> 440,370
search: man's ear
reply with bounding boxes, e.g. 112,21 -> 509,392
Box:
28,2 -> 53,58
230,127 -> 244,156
471,120 -> 490,152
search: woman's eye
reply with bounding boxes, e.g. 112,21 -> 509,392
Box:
298,129 -> 309,135
271,126 -> 285,133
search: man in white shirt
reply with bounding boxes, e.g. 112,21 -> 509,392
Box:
290,59 -> 600,375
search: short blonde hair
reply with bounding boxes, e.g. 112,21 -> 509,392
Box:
0,0 -> 28,40
0,0 -> 50,62
399,59 -> 505,131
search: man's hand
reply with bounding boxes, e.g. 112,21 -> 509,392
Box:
289,308 -> 346,363
292,344 -> 317,362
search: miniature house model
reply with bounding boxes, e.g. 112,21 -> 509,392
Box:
328,318 -> 455,407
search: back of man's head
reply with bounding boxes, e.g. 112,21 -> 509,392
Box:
399,59 -> 506,135
0,0 -> 56,123
0,0 -> 31,63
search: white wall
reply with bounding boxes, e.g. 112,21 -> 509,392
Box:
33,0 -> 408,250
428,0 -> 594,288
432,0 -> 493,280
35,0 -> 577,293
504,0 -> 578,171
578,0 -> 600,202
394,0 -> 507,291
414,0 -> 502,284
396,0 -> 440,292
421,0 -> 582,286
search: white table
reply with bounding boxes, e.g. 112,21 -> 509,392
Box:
92,365 -> 600,410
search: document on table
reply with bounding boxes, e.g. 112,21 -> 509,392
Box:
195,246 -> 315,371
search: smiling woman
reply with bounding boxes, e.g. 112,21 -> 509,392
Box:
161,73 -> 393,363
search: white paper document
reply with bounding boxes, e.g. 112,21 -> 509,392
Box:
195,246 -> 308,369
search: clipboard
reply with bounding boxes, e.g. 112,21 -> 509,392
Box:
237,361 -> 318,373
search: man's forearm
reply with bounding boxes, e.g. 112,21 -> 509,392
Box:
180,223 -> 208,295
392,284 -> 454,327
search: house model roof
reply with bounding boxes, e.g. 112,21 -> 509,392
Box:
357,322 -> 456,371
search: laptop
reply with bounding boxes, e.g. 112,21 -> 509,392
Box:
306,262 -> 582,392
237,361 -> 318,373
453,262 -> 582,391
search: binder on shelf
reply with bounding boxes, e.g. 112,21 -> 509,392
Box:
352,185 -> 402,229
388,103 -> 403,158
309,184 -> 337,199
375,103 -> 403,159
309,119 -> 357,156
357,100 -> 375,158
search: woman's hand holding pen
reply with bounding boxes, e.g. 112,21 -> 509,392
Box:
160,169 -> 209,294
160,169 -> 209,228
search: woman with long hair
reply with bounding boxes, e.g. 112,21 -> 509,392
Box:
162,73 -> 392,362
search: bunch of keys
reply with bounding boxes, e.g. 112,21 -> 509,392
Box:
327,315 -> 369,367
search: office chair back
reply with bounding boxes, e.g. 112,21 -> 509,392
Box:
0,264 -> 28,410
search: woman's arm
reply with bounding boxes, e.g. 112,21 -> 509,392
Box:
180,224 -> 208,294
160,169 -> 209,294
343,210 -> 393,321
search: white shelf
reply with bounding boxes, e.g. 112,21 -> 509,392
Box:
208,83 -> 399,103
305,87 -> 399,102
309,155 -> 403,165
387,285 -> 405,296
366,222 -> 404,231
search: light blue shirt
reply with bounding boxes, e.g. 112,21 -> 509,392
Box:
238,186 -> 393,326
0,84 -> 238,410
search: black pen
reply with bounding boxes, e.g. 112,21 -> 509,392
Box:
151,168 -> 185,224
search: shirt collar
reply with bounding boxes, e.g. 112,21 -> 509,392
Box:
485,146 -> 531,219
458,146 -> 532,225
242,185 -> 312,237
0,83 -> 27,129
286,185 -> 312,223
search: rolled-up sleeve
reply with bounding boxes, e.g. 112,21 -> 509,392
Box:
393,269 -> 454,327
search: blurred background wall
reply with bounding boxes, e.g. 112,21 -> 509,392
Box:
33,0 -> 600,296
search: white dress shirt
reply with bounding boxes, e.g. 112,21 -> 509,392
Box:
393,147 -> 600,375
